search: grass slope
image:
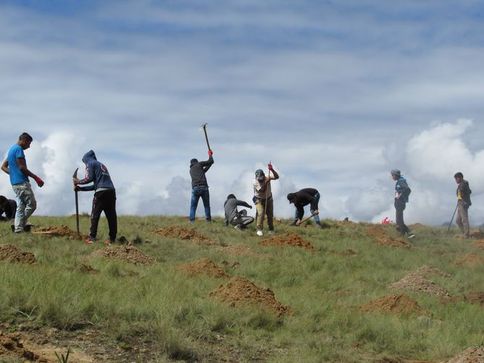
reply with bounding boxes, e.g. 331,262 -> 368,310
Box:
0,216 -> 482,362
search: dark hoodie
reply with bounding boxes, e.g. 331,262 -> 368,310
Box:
190,156 -> 214,188
224,194 -> 251,225
287,188 -> 319,219
77,150 -> 115,191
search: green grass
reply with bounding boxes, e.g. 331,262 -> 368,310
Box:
0,216 -> 482,362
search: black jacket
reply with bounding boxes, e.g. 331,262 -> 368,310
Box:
288,188 -> 319,220
190,156 -> 214,187
457,180 -> 472,206
0,199 -> 16,219
224,197 -> 251,225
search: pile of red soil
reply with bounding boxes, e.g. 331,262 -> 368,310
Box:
260,233 -> 314,251
390,266 -> 450,297
177,258 -> 228,278
446,347 -> 484,363
464,292 -> 484,307
367,226 -> 411,248
456,253 -> 484,268
154,226 -> 215,245
92,245 -> 155,265
474,240 -> 484,250
0,332 -> 40,362
360,294 -> 424,315
33,225 -> 84,240
210,276 -> 291,317
0,244 -> 36,264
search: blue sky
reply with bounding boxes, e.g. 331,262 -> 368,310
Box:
1,0 -> 484,225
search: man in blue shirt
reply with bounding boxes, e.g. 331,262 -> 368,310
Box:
1,132 -> 44,233
391,169 -> 414,239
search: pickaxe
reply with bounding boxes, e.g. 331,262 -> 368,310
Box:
296,210 -> 319,226
201,123 -> 211,151
447,203 -> 458,233
72,168 -> 80,236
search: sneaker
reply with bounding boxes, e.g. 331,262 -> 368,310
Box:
256,230 -> 263,237
407,233 -> 415,239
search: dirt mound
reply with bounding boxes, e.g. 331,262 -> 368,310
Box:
217,244 -> 263,258
367,226 -> 411,248
474,240 -> 484,250
390,267 -> 450,297
154,226 -> 215,245
415,265 -> 451,278
456,254 -> 484,268
464,292 -> 484,307
210,276 -> 291,317
177,258 -> 228,278
0,332 -> 40,361
469,231 -> 484,239
0,244 -> 36,264
33,225 -> 84,239
446,347 -> 484,363
360,294 -> 424,315
92,245 -> 155,265
260,233 -> 314,251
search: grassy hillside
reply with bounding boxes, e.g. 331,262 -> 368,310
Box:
0,216 -> 482,362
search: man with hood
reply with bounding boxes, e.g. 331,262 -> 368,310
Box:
287,188 -> 323,228
73,150 -> 117,245
0,195 -> 17,222
454,172 -> 471,238
224,194 -> 254,229
253,163 -> 279,236
189,150 -> 214,222
391,169 -> 414,239
1,132 -> 44,233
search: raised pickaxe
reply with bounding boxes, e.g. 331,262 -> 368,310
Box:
72,168 -> 80,236
201,123 -> 211,151
296,210 -> 319,226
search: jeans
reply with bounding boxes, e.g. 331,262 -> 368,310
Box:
12,182 -> 37,232
189,186 -> 211,221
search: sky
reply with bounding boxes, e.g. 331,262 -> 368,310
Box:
1,0 -> 484,225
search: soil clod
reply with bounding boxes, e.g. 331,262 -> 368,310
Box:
177,258 -> 229,278
260,233 -> 314,251
0,244 -> 36,264
360,294 -> 424,315
92,245 -> 155,265
33,225 -> 84,240
390,266 -> 450,297
154,226 -> 215,245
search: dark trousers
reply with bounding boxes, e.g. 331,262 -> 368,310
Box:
90,189 -> 117,241
394,199 -> 409,235
189,186 -> 211,221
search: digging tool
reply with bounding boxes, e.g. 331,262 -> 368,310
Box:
447,203 -> 458,233
72,168 -> 80,236
296,210 -> 319,226
201,123 -> 211,151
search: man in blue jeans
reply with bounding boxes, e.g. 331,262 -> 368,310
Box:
1,132 -> 44,233
189,150 -> 214,222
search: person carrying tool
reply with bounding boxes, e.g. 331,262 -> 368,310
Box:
73,150 -> 117,245
189,150 -> 214,222
224,194 -> 254,229
253,163 -> 279,236
0,195 -> 17,222
391,169 -> 414,239
287,188 -> 323,228
454,172 -> 472,238
1,132 -> 44,233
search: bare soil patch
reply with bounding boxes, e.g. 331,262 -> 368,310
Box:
260,233 -> 314,251
360,294 -> 424,315
390,266 -> 450,297
210,276 -> 291,317
92,245 -> 155,265
367,226 -> 411,248
216,244 -> 263,258
0,244 -> 36,264
456,253 -> 484,268
474,240 -> 484,250
464,292 -> 484,307
32,225 -> 84,240
0,331 -> 41,361
177,258 -> 229,278
446,347 -> 484,363
154,226 -> 215,245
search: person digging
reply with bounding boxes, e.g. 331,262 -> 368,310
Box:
224,194 -> 254,229
454,172 -> 471,238
73,150 -> 117,245
287,188 -> 324,228
253,163 -> 279,236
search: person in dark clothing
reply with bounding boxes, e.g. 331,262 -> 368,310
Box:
0,195 -> 17,221
391,169 -> 414,239
189,150 -> 214,222
454,172 -> 471,238
73,150 -> 117,245
287,188 -> 323,228
224,194 -> 254,229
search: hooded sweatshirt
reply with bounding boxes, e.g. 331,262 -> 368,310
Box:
77,150 -> 115,192
224,196 -> 251,225
190,156 -> 214,188
287,188 -> 319,220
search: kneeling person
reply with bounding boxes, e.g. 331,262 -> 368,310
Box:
224,194 -> 254,229
0,195 -> 17,222
287,188 -> 323,228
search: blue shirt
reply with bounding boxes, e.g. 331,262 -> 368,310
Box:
6,144 -> 28,185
